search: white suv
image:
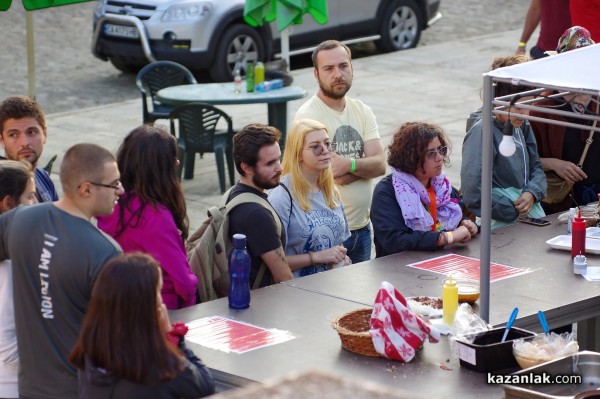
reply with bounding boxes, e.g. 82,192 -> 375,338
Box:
92,0 -> 442,81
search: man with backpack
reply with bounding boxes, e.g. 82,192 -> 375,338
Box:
227,124 -> 292,288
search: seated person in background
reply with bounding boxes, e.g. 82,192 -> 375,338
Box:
0,160 -> 37,399
0,96 -> 58,202
97,125 -> 198,309
371,122 -> 477,258
530,26 -> 598,213
268,119 -> 351,277
69,253 -> 215,398
461,55 -> 546,228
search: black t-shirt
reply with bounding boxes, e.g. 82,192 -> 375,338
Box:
227,183 -> 286,287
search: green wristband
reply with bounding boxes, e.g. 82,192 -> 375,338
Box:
350,158 -> 356,173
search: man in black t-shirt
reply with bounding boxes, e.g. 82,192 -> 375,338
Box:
228,124 -> 292,287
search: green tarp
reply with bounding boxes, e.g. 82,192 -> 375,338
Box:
1,0 -> 91,11
244,0 -> 328,31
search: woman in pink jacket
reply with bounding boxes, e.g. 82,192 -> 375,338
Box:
98,125 -> 197,309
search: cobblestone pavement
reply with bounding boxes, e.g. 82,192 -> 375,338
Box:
0,0 -> 527,114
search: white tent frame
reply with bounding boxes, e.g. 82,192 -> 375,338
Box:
478,44 -> 600,322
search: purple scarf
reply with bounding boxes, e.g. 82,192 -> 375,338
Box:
391,169 -> 462,231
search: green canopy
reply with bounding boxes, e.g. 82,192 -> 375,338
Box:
244,0 -> 328,32
1,0 -> 90,11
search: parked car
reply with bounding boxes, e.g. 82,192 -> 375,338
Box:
92,0 -> 442,81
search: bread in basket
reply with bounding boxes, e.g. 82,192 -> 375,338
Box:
331,308 -> 379,357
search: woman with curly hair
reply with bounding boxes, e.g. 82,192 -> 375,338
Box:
371,122 -> 477,257
97,125 -> 198,309
268,119 -> 350,277
69,253 -> 214,398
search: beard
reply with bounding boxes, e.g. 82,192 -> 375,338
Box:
317,77 -> 351,100
252,172 -> 281,190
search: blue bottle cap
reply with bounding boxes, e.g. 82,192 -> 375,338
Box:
232,233 -> 246,249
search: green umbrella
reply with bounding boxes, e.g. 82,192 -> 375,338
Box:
1,0 -> 94,96
244,0 -> 328,68
2,0 -> 91,11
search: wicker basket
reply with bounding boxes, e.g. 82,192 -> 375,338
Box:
331,308 -> 380,357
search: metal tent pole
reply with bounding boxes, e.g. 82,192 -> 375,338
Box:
26,10 -> 36,99
480,74 -> 494,322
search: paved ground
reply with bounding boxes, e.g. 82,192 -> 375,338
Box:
0,0 -> 527,113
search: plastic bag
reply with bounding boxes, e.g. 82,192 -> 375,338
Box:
452,303 -> 490,343
448,303 -> 491,356
512,332 -> 579,368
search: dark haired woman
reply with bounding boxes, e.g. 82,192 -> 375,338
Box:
371,122 -> 477,257
69,253 -> 214,398
0,160 -> 37,398
97,125 -> 197,309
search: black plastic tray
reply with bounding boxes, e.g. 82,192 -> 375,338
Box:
457,327 -> 536,372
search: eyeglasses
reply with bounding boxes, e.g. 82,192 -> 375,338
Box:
304,142 -> 333,156
89,181 -> 122,190
424,146 -> 448,159
570,96 -> 600,116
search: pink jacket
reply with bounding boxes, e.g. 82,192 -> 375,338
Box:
97,195 -> 197,309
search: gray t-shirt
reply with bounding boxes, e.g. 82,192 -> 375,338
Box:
0,203 -> 121,399
268,176 -> 350,278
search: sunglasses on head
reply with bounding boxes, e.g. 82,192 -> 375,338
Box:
305,141 -> 333,156
425,145 -> 448,159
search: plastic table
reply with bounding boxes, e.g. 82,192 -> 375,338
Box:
156,83 -> 307,146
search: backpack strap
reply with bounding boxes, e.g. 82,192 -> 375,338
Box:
222,192 -> 282,289
278,182 -> 293,226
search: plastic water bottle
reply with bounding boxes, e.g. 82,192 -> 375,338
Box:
254,61 -> 265,87
246,61 -> 254,93
233,69 -> 242,94
255,79 -> 284,92
228,234 -> 251,309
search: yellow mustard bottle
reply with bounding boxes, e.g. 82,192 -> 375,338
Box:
443,276 -> 458,325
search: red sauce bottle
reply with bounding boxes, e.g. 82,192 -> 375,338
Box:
571,210 -> 586,259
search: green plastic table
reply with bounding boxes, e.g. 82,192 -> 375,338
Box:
156,83 -> 307,146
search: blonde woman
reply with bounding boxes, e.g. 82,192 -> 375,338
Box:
268,119 -> 351,278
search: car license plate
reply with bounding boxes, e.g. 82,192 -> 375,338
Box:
104,24 -> 139,39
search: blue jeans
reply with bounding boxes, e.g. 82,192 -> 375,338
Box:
343,224 -> 372,264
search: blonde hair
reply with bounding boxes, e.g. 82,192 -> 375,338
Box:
281,119 -> 339,211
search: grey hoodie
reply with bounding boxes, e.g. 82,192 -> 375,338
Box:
461,116 -> 547,222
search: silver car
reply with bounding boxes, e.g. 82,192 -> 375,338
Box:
92,0 -> 442,81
